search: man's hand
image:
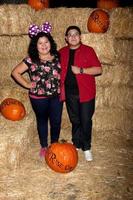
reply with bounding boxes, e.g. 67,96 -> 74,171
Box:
71,65 -> 80,74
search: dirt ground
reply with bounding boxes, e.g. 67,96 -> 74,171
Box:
0,127 -> 132,200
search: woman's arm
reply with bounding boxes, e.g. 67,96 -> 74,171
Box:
11,62 -> 32,89
71,65 -> 102,76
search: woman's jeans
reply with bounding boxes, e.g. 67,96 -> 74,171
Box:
65,94 -> 95,151
30,96 -> 63,148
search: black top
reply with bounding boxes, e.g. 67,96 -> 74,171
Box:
65,49 -> 79,95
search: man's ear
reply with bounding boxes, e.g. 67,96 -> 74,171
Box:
65,36 -> 68,43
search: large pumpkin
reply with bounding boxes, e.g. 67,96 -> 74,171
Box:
28,0 -> 49,11
0,98 -> 26,121
45,142 -> 78,173
97,0 -> 119,10
87,9 -> 110,33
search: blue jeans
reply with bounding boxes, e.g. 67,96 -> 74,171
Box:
30,96 -> 63,148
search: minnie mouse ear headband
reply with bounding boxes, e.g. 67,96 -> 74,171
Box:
28,21 -> 52,38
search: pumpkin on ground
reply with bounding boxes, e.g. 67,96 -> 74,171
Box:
87,9 -> 110,33
28,0 -> 49,11
0,98 -> 26,121
97,0 -> 119,10
45,141 -> 78,173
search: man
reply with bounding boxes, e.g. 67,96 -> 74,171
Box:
59,26 -> 102,161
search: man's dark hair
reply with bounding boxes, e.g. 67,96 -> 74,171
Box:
65,26 -> 81,36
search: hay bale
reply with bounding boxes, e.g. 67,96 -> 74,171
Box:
110,7 -> 133,38
0,86 -> 32,113
0,4 -> 33,35
93,108 -> 133,132
93,130 -> 132,150
33,7 -> 92,34
0,5 -> 132,39
0,113 -> 36,169
0,58 -> 31,87
114,39 -> 133,64
0,86 -> 36,169
96,85 -> 133,109
61,103 -> 70,130
33,7 -> 133,38
81,33 -> 115,64
81,34 -> 133,64
96,63 -> 133,87
0,59 -> 16,86
0,35 -> 29,59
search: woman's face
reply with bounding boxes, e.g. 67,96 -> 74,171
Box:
37,36 -> 51,56
65,29 -> 81,49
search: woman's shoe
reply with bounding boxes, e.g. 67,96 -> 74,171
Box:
39,147 -> 47,158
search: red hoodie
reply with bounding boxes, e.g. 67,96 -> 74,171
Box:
59,44 -> 101,102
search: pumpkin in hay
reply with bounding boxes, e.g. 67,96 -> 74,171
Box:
28,0 -> 49,11
45,141 -> 78,173
87,9 -> 110,33
97,0 -> 119,10
0,98 -> 26,121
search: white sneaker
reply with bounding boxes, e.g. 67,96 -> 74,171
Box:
84,150 -> 93,161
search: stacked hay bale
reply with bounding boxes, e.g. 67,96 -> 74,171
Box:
0,88 -> 36,169
0,4 -> 132,169
90,8 -> 133,152
81,8 -> 133,134
0,4 -> 33,86
0,5 -> 36,169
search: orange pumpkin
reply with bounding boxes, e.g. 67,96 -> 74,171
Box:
87,9 -> 110,33
28,0 -> 49,11
0,98 -> 26,121
97,0 -> 119,10
45,142 -> 78,173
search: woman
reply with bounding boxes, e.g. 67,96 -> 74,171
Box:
11,22 -> 63,158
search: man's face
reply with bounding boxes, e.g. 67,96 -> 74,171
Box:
65,29 -> 81,49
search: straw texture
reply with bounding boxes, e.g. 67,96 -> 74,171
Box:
0,4 -> 132,200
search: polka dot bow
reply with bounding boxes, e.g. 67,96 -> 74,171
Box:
28,22 -> 52,38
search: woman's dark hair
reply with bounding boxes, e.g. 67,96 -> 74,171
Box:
65,26 -> 81,36
28,32 -> 59,64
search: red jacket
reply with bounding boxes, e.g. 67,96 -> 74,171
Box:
59,44 -> 101,102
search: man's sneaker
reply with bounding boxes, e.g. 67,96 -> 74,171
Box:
39,147 -> 47,158
84,150 -> 93,161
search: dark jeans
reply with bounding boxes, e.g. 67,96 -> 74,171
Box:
65,94 -> 95,151
30,96 -> 63,148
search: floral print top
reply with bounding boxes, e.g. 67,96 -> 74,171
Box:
23,56 -> 61,97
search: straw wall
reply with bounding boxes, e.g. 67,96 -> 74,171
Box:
0,4 -> 133,169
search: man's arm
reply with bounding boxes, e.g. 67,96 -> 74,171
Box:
71,65 -> 102,75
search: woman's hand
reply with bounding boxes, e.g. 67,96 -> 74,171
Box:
26,82 -> 33,89
11,61 -> 31,89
